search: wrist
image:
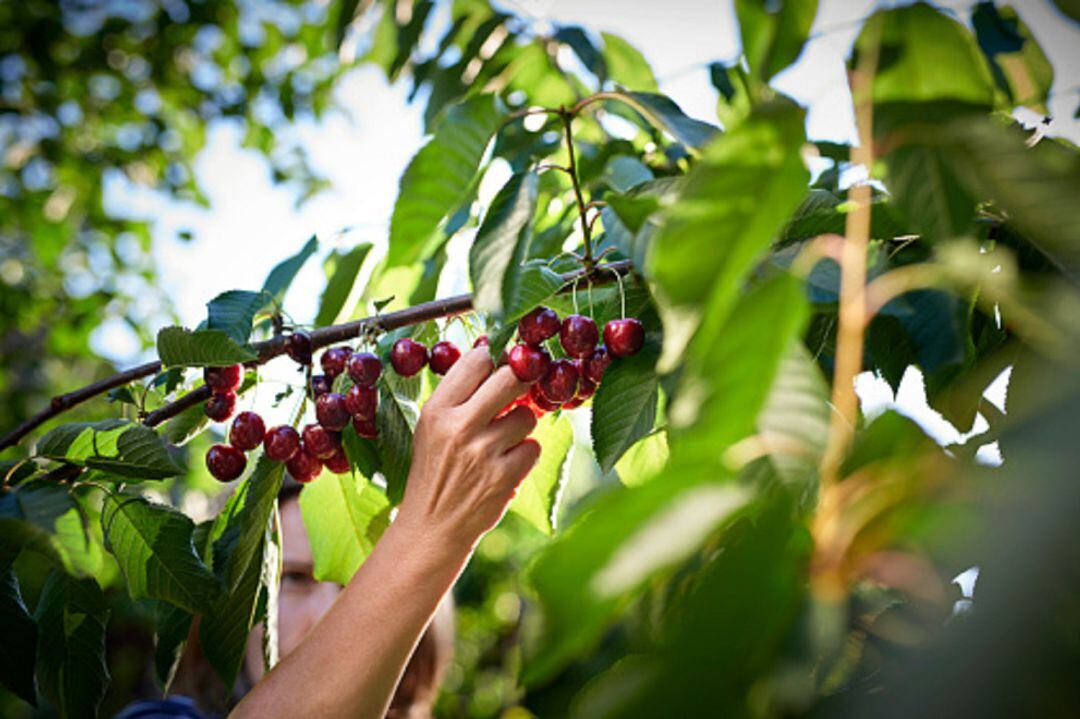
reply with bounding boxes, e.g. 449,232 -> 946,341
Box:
389,500 -> 477,566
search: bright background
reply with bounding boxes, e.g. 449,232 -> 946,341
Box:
100,0 -> 1080,452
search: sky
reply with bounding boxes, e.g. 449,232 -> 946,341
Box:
99,0 -> 1080,447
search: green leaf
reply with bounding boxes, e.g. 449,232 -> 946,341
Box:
37,420 -> 183,480
602,91 -> 720,150
262,235 -> 318,305
389,94 -> 503,267
377,379 -> 418,505
0,568 -> 37,705
342,422 -> 381,478
735,0 -> 818,83
555,26 -> 604,77
199,531 -> 265,691
153,601 -> 192,692
591,339 -> 660,475
206,289 -> 270,344
101,492 -> 220,614
299,472 -> 391,585
601,32 -> 657,91
34,572 -> 110,719
503,41 -> 578,108
0,482 -> 74,569
157,326 -> 257,368
470,171 -> 559,321
509,414 -> 574,535
614,430 -> 669,487
972,2 -> 1053,112
600,155 -> 654,193
214,457 -> 285,594
525,471 -> 752,683
601,177 -> 681,271
886,141 -> 977,241
160,400 -> 210,446
316,243 -> 372,327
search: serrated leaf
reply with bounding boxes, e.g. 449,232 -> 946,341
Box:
160,401 -> 210,446
263,235 -> 318,304
735,0 -> 818,83
591,340 -> 660,474
299,472 -> 390,584
34,572 -> 110,719
101,492 -> 220,614
510,414 -> 574,535
37,420 -> 183,481
602,91 -> 720,150
207,289 -> 271,344
199,532 -> 264,691
377,380 -> 418,505
157,326 -> 257,368
0,568 -> 37,705
153,601 -> 192,692
469,171 -> 540,320
316,243 -> 372,327
214,457 -> 285,594
601,31 -> 657,91
389,94 -> 503,267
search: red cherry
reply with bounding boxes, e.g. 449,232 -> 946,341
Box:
263,425 -> 301,462
508,343 -> 551,383
204,390 -> 237,422
344,383 -> 378,421
302,423 -> 342,460
315,392 -> 351,432
603,318 -> 645,357
346,351 -> 382,387
310,374 -> 332,399
204,364 -> 243,392
429,341 -> 461,376
320,346 -> 351,379
285,331 -> 313,365
352,415 -> 378,439
577,374 -> 597,400
559,314 -> 599,359
206,444 -> 247,482
472,335 -> 489,348
324,448 -> 351,474
286,444 -> 322,483
229,411 -> 265,451
538,359 -> 579,404
390,338 -> 428,376
529,383 -> 562,413
584,345 -> 611,383
518,306 -> 560,345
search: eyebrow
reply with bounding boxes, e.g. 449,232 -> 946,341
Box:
282,560 -> 315,574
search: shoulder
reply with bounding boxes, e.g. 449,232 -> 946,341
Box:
114,696 -> 212,719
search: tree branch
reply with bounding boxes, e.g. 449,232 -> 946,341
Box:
1,261 -> 634,453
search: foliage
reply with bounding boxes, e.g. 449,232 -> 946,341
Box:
3,1 -> 1080,717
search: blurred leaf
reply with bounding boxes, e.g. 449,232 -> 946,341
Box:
101,492 -> 220,614
556,26 -> 605,77
600,155 -> 654,193
592,341 -> 660,475
0,568 -> 37,705
152,601 -> 192,692
0,482 -> 74,569
105,387 -> 136,405
377,379 -> 418,505
160,401 -> 210,446
735,0 -> 818,83
510,413 -> 574,535
263,235 -> 319,305
156,326 -> 257,368
886,140 -> 978,241
601,32 -> 657,91
614,430 -> 668,487
526,473 -> 751,684
709,61 -> 753,129
206,290 -> 270,344
316,243 -> 372,327
504,41 -> 578,108
34,572 -> 110,719
299,472 -> 390,584
389,94 -> 503,267
37,420 -> 183,481
602,91 -> 720,150
601,178 -> 681,271
972,2 -> 1053,112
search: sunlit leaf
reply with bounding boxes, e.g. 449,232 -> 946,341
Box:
601,32 -> 657,91
38,420 -> 183,481
263,235 -> 318,305
510,413 -> 574,535
735,0 -> 818,83
156,326 -> 257,368
316,243 -> 372,327
206,289 -> 270,344
299,472 -> 390,584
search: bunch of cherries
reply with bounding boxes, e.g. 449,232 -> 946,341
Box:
504,307 -> 644,415
203,329 -> 467,483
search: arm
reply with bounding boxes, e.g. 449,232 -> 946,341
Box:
231,348 -> 538,719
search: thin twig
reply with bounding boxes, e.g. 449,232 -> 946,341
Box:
560,107 -> 594,267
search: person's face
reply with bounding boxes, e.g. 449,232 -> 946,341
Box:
244,496 -> 342,683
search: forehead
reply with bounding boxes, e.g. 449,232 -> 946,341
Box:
280,497 -> 313,566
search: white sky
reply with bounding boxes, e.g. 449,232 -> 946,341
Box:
98,0 -> 1080,443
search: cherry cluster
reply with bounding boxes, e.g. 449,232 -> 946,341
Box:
503,306 -> 644,416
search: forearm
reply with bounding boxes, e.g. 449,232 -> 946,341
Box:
231,511 -> 471,719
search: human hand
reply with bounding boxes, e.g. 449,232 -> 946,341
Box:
396,347 -> 540,551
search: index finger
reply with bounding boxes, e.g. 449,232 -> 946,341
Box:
428,346 -> 494,406
464,365 -> 530,423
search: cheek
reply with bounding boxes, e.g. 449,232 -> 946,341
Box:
277,584 -> 341,655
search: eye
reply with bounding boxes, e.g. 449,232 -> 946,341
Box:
282,570 -> 314,588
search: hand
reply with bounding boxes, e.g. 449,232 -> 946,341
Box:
397,347 -> 541,551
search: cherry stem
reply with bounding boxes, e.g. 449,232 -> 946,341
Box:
560,107 -> 594,270
0,260 -> 634,454
614,269 -> 627,319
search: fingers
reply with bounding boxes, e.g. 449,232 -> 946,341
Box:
501,438 -> 542,487
482,405 -> 537,452
465,365 -> 530,423
429,347 -> 493,407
